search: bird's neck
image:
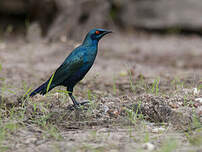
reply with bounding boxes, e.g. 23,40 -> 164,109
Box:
82,37 -> 98,47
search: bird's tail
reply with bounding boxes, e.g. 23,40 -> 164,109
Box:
29,81 -> 49,97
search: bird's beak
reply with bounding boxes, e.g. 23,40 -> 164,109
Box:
104,30 -> 112,35
98,30 -> 112,40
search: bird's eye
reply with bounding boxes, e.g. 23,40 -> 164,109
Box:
95,31 -> 100,35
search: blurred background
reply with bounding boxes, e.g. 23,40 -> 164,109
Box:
1,0 -> 202,40
0,0 -> 201,89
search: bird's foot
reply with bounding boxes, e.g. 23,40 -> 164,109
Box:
67,100 -> 92,111
74,100 -> 89,107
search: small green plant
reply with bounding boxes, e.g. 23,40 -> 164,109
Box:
128,126 -> 133,138
185,128 -> 202,146
88,89 -> 93,101
125,108 -> 136,124
172,77 -> 185,92
125,101 -> 142,125
159,139 -> 178,152
144,131 -> 150,143
56,90 -> 69,94
151,77 -> 160,95
56,89 -> 70,99
46,125 -> 62,140
198,84 -> 202,90
87,89 -> 97,104
53,143 -> 61,152
128,70 -> 136,93
113,76 -> 117,95
0,122 -> 6,142
0,64 -> 2,72
192,113 -> 201,129
4,122 -> 18,133
0,145 -> 9,152
23,87 -> 32,98
33,103 -> 37,113
7,107 -> 16,120
0,121 -> 18,151
90,130 -> 97,140
183,95 -> 188,106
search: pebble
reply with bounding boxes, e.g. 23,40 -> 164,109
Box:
195,98 -> 202,103
193,88 -> 200,96
152,127 -> 165,133
53,92 -> 60,99
25,137 -> 37,144
143,142 -> 155,151
104,105 -> 109,113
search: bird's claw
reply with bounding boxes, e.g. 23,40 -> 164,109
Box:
74,100 -> 90,108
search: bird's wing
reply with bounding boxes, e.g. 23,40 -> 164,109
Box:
49,48 -> 85,87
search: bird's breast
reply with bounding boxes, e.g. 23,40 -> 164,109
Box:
83,47 -> 97,63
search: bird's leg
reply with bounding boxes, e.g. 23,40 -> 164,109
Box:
67,88 -> 89,107
68,93 -> 79,106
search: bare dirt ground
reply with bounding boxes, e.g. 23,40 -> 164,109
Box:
0,32 -> 202,152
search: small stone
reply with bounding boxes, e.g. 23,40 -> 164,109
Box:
193,88 -> 200,96
143,142 -> 155,151
193,103 -> 199,108
195,98 -> 202,103
25,137 -> 37,144
34,94 -> 46,102
152,127 -> 165,133
170,103 -> 179,109
53,92 -> 60,99
178,102 -> 183,106
104,105 -> 109,113
119,70 -> 128,76
198,111 -> 202,116
97,128 -> 108,133
113,110 -> 119,116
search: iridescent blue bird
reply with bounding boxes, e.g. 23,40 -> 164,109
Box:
29,28 -> 112,106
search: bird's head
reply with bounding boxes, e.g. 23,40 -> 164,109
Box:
83,28 -> 112,45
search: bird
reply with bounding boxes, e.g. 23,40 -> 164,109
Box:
29,28 -> 112,106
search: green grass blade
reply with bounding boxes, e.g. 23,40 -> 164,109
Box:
23,87 -> 32,98
55,90 -> 70,94
46,72 -> 55,93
